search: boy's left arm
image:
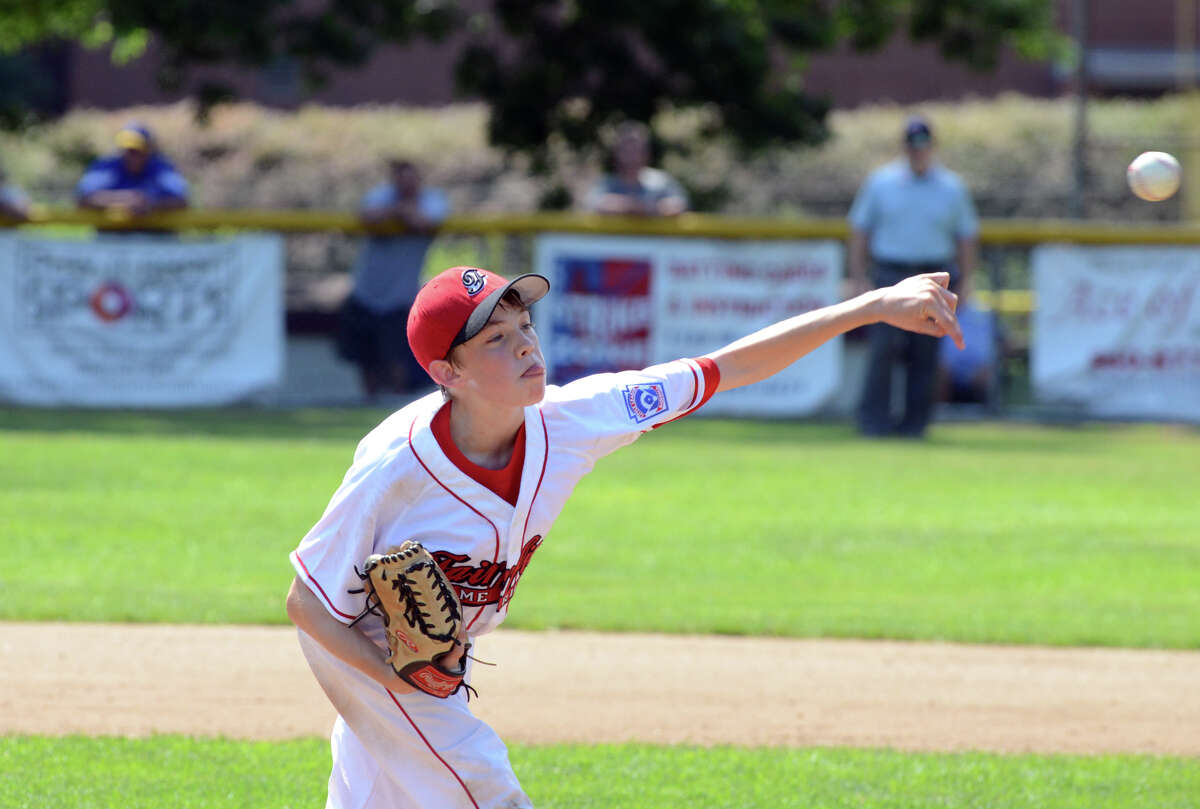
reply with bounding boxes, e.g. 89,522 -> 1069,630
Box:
707,272 -> 963,393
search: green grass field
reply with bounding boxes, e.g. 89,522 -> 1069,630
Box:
3,409 -> 1198,808
1,408 -> 1197,647
2,736 -> 1198,809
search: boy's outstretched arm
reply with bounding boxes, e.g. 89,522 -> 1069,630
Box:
707,272 -> 963,393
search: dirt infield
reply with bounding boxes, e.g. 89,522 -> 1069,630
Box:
3,621 -> 1198,755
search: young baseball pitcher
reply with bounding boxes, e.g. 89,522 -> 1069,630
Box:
286,265 -> 963,809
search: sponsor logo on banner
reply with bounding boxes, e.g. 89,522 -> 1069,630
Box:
15,241 -> 233,332
622,381 -> 668,423
0,234 -> 282,406
547,256 -> 652,382
535,234 -> 843,417
88,282 -> 133,322
1032,244 -> 1200,421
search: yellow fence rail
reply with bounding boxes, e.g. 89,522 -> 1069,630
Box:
9,206 -> 1200,244
7,208 -> 1196,316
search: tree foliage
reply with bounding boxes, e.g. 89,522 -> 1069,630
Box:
0,0 -> 1058,156
458,0 -> 1059,159
0,0 -> 458,110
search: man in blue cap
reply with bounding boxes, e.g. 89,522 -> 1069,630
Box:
76,123 -> 189,217
846,115 -> 980,438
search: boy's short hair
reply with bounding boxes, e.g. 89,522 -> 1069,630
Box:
439,287 -> 534,397
497,286 -> 529,312
445,287 -> 529,368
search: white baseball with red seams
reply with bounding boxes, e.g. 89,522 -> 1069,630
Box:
291,357 -> 719,809
1127,151 -> 1181,202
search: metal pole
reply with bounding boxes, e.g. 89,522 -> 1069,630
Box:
1070,0 -> 1089,219
1177,0 -> 1196,90
1177,0 -> 1200,220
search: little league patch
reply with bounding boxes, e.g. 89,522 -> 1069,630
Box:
623,382 -> 669,423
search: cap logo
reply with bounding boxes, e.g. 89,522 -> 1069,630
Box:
461,268 -> 486,296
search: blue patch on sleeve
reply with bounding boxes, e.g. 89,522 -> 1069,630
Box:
622,382 -> 669,423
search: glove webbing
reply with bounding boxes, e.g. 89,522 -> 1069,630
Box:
347,560 -> 462,635
346,556 -> 476,700
396,560 -> 461,642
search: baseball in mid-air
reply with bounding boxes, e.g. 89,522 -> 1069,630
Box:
1127,151 -> 1181,202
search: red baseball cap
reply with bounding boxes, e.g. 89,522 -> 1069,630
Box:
407,266 -> 550,375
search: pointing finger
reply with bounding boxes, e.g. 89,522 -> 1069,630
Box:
926,300 -> 964,350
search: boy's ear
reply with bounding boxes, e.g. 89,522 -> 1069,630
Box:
427,358 -> 459,389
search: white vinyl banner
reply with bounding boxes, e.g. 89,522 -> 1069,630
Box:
0,234 -> 284,406
534,234 -> 843,416
1032,244 -> 1200,421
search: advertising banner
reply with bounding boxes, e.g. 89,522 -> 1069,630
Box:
1032,244 -> 1200,421
535,234 -> 843,416
0,234 -> 284,406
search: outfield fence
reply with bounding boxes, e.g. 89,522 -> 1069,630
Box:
13,205 -> 1200,309
2,209 -> 1198,419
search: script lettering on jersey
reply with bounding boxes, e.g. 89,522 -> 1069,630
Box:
433,534 -> 544,611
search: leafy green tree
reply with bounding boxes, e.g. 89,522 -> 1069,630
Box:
455,0 -> 1058,206
0,0 -> 1058,198
458,0 -> 1058,155
0,0 -> 458,110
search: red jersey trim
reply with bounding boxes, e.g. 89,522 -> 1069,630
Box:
387,690 -> 481,809
520,412 -> 550,544
431,402 -> 526,507
408,416 -> 501,633
292,551 -> 357,623
653,357 -> 721,429
692,356 -> 721,411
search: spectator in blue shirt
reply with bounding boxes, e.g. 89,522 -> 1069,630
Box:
337,158 -> 449,399
847,116 -> 980,438
939,300 -> 1005,408
0,164 -> 30,222
76,123 -> 189,217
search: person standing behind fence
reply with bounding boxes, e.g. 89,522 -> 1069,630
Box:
585,121 -> 689,216
939,300 -> 1004,409
846,115 -> 979,438
75,123 -> 189,217
338,159 -> 449,400
0,164 -> 30,221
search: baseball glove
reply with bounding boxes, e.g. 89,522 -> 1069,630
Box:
349,541 -> 471,699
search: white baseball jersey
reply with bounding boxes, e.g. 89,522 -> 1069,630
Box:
291,357 -> 720,809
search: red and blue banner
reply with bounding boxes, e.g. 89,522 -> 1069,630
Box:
535,234 -> 844,417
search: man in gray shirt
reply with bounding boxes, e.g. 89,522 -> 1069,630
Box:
337,159 -> 449,398
585,121 -> 688,217
847,116 -> 979,437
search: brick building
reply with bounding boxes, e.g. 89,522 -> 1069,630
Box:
49,1 -> 1200,112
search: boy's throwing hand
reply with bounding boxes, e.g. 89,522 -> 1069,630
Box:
875,271 -> 964,349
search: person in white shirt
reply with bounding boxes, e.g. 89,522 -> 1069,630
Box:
287,263 -> 963,809
847,116 -> 980,438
